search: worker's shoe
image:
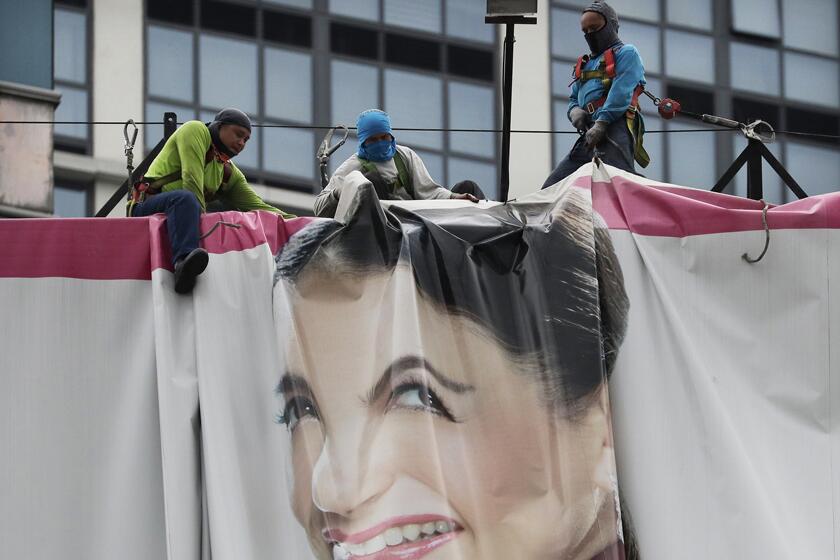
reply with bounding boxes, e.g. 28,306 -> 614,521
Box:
173,248 -> 209,294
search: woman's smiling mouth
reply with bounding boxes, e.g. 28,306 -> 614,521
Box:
325,516 -> 462,560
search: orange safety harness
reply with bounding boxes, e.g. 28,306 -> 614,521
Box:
571,47 -> 650,167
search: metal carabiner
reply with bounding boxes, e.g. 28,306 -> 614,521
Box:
124,119 -> 139,155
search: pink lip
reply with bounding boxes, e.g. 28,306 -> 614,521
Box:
323,515 -> 459,545
345,530 -> 460,560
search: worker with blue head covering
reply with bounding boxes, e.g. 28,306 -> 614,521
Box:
314,109 -> 484,217
542,0 -> 651,188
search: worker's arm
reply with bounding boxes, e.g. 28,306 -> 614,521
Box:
313,156 -> 360,217
174,121 -> 210,211
403,147 -> 453,200
566,79 -> 582,121
221,165 -> 296,218
594,44 -> 645,124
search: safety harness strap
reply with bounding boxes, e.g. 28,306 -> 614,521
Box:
358,151 -> 414,199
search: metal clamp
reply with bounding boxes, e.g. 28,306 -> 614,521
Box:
123,119 -> 139,175
741,120 -> 775,143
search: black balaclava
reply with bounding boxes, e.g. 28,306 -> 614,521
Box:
582,1 -> 621,56
207,108 -> 251,158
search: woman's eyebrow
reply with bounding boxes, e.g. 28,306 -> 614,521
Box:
276,373 -> 311,396
366,355 -> 475,404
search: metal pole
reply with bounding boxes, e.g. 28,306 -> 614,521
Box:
499,23 -> 515,202
745,139 -> 764,200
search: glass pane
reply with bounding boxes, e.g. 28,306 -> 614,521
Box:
265,48 -> 312,123
263,126 -> 315,180
782,0 -> 838,56
53,186 -> 87,217
785,141 -> 840,196
732,0 -> 780,38
784,52 -> 839,108
667,121 -> 716,188
384,69 -> 442,150
54,86 -> 88,139
54,9 -> 86,84
328,133 -> 359,174
414,149 -> 444,185
264,0 -> 312,8
664,30 -> 714,84
200,110 -> 260,170
639,128 -> 665,182
448,81 -> 494,158
331,60 -> 378,126
666,0 -> 712,30
329,0 -> 379,22
447,157 -> 497,200
730,42 -> 780,96
145,101 -> 196,150
446,0 -> 493,43
147,26 -> 194,103
730,140 -> 783,204
551,8 -> 584,60
199,35 -> 257,114
640,76 -> 662,116
384,0 -> 441,34
621,21 -> 660,74
553,100 -> 578,168
608,0 -> 659,22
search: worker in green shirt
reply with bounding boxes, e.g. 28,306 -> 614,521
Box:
129,108 -> 295,294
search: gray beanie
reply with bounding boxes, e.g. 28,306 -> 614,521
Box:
212,108 -> 251,132
583,1 -> 620,32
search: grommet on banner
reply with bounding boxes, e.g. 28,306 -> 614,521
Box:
199,219 -> 242,240
742,201 -> 770,264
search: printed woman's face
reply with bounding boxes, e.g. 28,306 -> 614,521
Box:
278,266 -> 618,560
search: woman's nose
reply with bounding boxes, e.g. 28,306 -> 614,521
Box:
311,425 -> 393,516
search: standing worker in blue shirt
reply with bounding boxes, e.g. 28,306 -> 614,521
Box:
542,0 -> 650,188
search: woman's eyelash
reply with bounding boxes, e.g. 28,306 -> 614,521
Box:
388,377 -> 458,422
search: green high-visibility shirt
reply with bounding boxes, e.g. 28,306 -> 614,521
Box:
143,120 -> 295,218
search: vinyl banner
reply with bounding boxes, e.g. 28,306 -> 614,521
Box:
2,163 -> 839,560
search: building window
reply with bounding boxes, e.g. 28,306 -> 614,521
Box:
146,0 -> 498,196
730,42 -> 780,97
731,0 -> 780,39
53,0 -> 91,153
54,182 -> 92,217
781,0 -> 838,56
783,52 -> 839,109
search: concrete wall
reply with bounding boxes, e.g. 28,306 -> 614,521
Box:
0,82 -> 60,216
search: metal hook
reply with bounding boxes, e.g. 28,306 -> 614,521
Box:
741,120 -> 775,143
742,201 -> 770,264
123,119 -> 138,152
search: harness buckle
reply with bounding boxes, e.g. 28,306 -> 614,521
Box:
586,102 -> 597,114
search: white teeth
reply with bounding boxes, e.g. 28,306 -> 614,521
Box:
403,524 -> 421,541
337,521 -> 457,556
363,535 -> 387,555
383,527 -> 404,546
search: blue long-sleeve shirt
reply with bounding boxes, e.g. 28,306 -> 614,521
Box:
568,43 -> 646,125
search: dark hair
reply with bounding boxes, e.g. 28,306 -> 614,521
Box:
275,182 -> 636,558
276,183 -> 628,415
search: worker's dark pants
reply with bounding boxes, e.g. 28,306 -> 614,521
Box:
451,180 -> 488,199
542,119 -> 636,189
131,190 -> 200,266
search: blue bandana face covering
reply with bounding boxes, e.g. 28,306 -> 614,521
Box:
359,138 -> 396,162
356,109 -> 397,161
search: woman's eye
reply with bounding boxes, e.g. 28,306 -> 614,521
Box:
278,396 -> 319,431
390,383 -> 455,421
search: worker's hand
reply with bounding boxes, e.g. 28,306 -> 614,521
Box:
585,120 -> 608,148
451,192 -> 480,203
569,106 -> 589,132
